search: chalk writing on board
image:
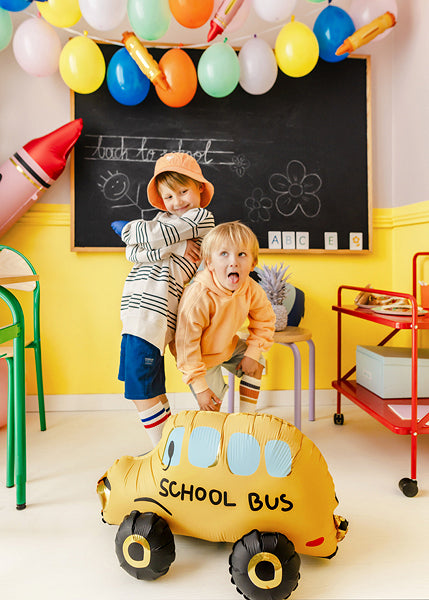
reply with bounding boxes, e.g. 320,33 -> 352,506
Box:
82,134 -> 250,175
269,160 -> 322,218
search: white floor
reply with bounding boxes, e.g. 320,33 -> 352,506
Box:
1,400 -> 429,600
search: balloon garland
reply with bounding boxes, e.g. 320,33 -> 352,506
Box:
0,0 -> 398,107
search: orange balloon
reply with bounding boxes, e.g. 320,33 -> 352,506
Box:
155,48 -> 198,108
169,0 -> 214,29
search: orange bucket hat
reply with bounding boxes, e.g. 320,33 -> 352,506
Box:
147,152 -> 214,210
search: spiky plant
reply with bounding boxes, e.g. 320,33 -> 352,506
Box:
257,263 -> 291,331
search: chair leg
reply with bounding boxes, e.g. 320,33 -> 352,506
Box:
14,339 -> 27,510
6,357 -> 15,488
307,339 -> 316,421
288,343 -> 302,431
33,344 -> 46,431
227,371 -> 235,413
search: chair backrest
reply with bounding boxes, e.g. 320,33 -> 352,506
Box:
284,284 -> 305,327
0,246 -> 37,292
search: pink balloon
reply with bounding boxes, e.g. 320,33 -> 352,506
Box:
13,17 -> 61,76
349,0 -> 398,41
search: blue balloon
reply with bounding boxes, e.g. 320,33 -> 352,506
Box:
107,47 -> 150,106
0,0 -> 32,11
313,5 -> 355,63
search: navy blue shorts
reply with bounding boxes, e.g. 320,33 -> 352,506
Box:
118,334 -> 166,400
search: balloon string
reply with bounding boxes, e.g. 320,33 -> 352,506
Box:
20,4 -> 323,48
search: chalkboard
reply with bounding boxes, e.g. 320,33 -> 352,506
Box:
72,45 -> 371,253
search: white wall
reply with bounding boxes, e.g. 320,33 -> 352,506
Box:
391,0 -> 429,207
0,0 -> 425,210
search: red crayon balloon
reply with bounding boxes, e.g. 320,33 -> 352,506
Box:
0,118 -> 83,238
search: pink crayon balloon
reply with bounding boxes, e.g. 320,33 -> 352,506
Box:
0,118 -> 83,238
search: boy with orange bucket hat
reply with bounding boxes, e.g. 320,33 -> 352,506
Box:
112,153 -> 215,447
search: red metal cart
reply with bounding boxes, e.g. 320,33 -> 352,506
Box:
332,252 -> 429,497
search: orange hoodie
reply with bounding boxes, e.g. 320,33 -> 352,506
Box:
176,268 -> 275,393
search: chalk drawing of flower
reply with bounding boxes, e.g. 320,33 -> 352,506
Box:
231,154 -> 250,177
269,160 -> 322,218
245,188 -> 273,222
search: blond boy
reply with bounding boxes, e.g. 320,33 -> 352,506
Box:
175,222 -> 275,412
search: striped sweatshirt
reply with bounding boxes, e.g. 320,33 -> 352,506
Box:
120,207 -> 215,354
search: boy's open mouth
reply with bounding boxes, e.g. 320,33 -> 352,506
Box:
228,272 -> 239,284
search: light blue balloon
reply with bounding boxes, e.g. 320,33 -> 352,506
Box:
0,0 -> 32,11
313,5 -> 355,63
107,47 -> 150,106
0,7 -> 12,51
127,0 -> 170,41
198,43 -> 240,99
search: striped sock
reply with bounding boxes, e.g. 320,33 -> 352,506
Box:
239,375 -> 261,413
138,401 -> 170,446
161,399 -> 171,418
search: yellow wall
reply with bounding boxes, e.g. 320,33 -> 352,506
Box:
1,201 -> 428,395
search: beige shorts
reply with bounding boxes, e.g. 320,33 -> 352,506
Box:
189,338 -> 265,401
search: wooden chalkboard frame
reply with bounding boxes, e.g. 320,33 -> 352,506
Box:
71,47 -> 372,254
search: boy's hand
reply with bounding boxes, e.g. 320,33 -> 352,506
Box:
196,388 -> 221,412
111,220 -> 129,237
184,239 -> 201,264
237,356 -> 264,378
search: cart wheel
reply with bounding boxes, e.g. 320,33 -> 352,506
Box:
333,413 -> 344,425
229,529 -> 300,600
115,510 -> 175,580
398,477 -> 418,497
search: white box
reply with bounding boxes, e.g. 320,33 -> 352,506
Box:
356,345 -> 429,399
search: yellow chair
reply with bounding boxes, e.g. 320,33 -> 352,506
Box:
0,245 -> 46,509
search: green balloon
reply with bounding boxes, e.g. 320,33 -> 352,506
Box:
198,43 -> 240,99
127,0 -> 171,41
0,7 -> 12,52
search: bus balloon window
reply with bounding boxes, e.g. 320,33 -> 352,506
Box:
162,427 -> 185,468
227,432 -> 260,476
188,426 -> 221,468
265,440 -> 292,477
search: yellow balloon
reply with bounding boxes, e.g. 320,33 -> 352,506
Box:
275,17 -> 319,78
37,0 -> 81,28
59,36 -> 106,94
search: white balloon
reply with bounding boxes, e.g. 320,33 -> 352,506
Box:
349,0 -> 398,41
252,0 -> 296,23
79,0 -> 127,31
239,36 -> 277,95
12,17 -> 61,77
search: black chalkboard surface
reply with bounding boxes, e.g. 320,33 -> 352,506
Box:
72,45 -> 371,252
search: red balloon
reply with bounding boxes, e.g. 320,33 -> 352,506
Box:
169,0 -> 214,28
155,48 -> 197,108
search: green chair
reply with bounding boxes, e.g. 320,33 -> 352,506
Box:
0,245 -> 46,509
